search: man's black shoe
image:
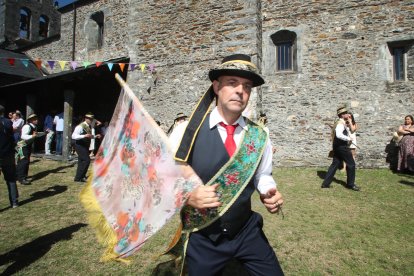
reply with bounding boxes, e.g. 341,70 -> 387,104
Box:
19,179 -> 31,185
321,184 -> 330,188
348,185 -> 360,191
74,178 -> 86,183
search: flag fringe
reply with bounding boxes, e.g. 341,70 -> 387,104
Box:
79,173 -> 131,264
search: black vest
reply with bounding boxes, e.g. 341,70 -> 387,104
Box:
333,123 -> 348,148
22,124 -> 36,147
187,116 -> 254,241
75,123 -> 91,148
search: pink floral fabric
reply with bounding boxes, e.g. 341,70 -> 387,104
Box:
90,89 -> 202,258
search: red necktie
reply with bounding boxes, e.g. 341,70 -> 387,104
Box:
219,122 -> 238,157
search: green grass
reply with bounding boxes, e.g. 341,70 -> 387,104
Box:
1,158 -> 413,275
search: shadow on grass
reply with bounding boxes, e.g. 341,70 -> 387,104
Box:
0,223 -> 87,275
153,258 -> 251,276
29,164 -> 75,182
316,171 -> 347,187
399,180 -> 414,187
29,159 -> 41,164
0,185 -> 67,213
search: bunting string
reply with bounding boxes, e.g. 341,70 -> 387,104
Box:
0,57 -> 156,73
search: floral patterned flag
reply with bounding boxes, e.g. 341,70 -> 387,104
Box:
80,74 -> 202,261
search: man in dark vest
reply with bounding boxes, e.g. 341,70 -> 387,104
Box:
321,106 -> 360,191
0,105 -> 19,207
16,114 -> 39,185
170,54 -> 285,275
72,113 -> 100,182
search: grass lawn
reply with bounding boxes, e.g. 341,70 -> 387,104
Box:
0,157 -> 413,275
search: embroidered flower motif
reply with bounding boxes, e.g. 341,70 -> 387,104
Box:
224,171 -> 240,186
246,141 -> 257,155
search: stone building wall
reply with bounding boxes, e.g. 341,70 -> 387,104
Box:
261,0 -> 414,167
26,0 -> 414,167
3,0 -> 61,48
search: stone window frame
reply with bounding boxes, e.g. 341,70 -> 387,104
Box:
262,27 -> 303,76
19,7 -> 31,40
87,11 -> 105,51
39,15 -> 49,39
271,30 -> 297,72
387,40 -> 414,82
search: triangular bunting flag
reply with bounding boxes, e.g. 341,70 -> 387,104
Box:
47,60 -> 56,70
95,62 -> 103,67
70,61 -> 78,70
59,61 -> 67,70
107,63 -> 114,71
129,63 -> 136,71
21,59 -> 29,67
140,64 -> 146,72
83,61 -> 91,68
34,59 -> 42,69
7,58 -> 15,66
119,63 -> 126,72
149,64 -> 156,72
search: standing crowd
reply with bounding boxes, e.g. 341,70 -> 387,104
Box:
0,107 -> 106,208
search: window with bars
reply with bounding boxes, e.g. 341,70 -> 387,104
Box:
392,47 -> 405,81
276,42 -> 293,71
388,40 -> 414,82
271,30 -> 297,72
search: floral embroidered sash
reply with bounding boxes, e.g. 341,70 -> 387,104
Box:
181,119 -> 268,232
80,122 -> 92,134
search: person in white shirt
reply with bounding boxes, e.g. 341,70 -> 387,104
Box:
168,54 -> 284,275
88,118 -> 102,158
321,106 -> 360,191
16,114 -> 38,185
53,112 -> 64,155
72,113 -> 101,182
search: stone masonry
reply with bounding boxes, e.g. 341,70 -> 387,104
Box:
26,0 -> 414,168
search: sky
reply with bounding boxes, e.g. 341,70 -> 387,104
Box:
56,0 -> 77,8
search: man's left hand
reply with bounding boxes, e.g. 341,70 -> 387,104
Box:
260,188 -> 284,214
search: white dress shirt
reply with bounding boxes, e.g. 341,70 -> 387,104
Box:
335,119 -> 351,142
72,124 -> 89,140
21,123 -> 36,141
169,107 -> 277,194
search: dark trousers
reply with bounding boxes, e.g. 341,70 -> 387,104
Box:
56,131 -> 63,155
74,143 -> 90,181
186,212 -> 284,276
16,146 -> 31,181
322,145 -> 356,187
1,154 -> 18,206
13,132 -> 20,143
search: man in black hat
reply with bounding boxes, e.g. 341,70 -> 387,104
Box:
72,113 -> 100,182
321,106 -> 360,191
16,113 -> 39,185
170,54 -> 284,275
0,105 -> 19,207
